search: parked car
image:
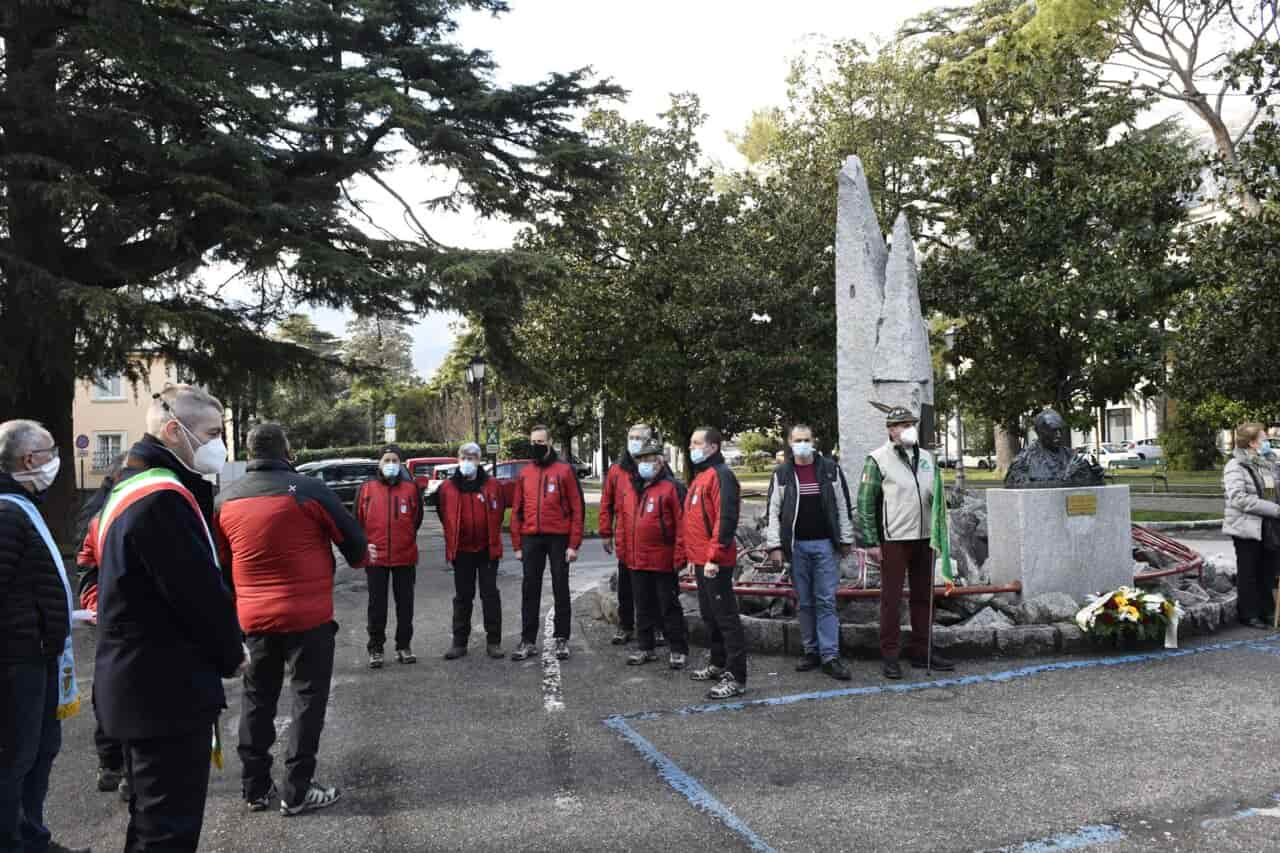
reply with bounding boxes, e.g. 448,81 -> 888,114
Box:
406,456 -> 456,494
963,451 -> 995,470
493,459 -> 532,508
1132,439 -> 1164,461
424,463 -> 462,506
567,454 -> 591,479
1078,444 -> 1142,468
296,458 -> 379,509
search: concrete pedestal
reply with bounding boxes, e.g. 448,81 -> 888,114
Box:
986,486 -> 1132,600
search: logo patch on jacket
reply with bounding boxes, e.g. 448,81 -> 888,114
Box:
647,500 -> 655,513
547,482 -> 556,493
691,493 -> 699,505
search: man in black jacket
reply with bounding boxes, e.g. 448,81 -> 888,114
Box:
0,419 -> 88,853
96,385 -> 244,853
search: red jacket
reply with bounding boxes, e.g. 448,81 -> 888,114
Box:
77,516 -> 100,612
214,459 -> 369,634
599,460 -> 639,558
682,452 -> 740,567
510,452 -> 584,551
356,472 -> 424,568
623,475 -> 687,573
436,471 -> 504,562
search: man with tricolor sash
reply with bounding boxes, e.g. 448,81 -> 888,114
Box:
856,402 -> 956,680
95,384 -> 244,853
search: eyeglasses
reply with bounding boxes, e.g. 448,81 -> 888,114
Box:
29,446 -> 59,459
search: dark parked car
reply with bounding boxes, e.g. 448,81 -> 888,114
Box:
296,458 -> 379,509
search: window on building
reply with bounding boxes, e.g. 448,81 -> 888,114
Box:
1106,408 -> 1133,443
91,373 -> 125,401
93,432 -> 127,472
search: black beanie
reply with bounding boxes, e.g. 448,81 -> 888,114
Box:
381,444 -> 404,459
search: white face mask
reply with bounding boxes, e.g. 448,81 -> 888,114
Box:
627,438 -> 645,457
689,447 -> 707,465
898,426 -> 919,447
459,460 -> 478,478
791,441 -> 814,459
14,456 -> 60,492
381,462 -> 400,479
175,419 -> 226,475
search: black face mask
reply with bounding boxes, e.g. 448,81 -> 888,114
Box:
531,444 -> 550,462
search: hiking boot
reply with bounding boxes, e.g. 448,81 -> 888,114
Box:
690,663 -> 725,682
486,643 -> 504,659
554,639 -> 570,660
97,766 -> 122,792
280,782 -> 341,816
668,653 -> 687,670
706,674 -> 746,700
795,652 -> 821,672
443,645 -> 467,660
396,649 -> 417,665
510,641 -> 536,661
368,651 -> 384,669
627,649 -> 658,666
654,630 -> 667,647
881,659 -> 903,680
246,783 -> 279,813
611,628 -> 633,645
822,657 -> 853,681
910,652 -> 955,672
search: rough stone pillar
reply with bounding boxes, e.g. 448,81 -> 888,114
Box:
871,211 -> 935,444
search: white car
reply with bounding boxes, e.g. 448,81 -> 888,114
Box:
1093,443 -> 1142,468
1130,439 -> 1164,460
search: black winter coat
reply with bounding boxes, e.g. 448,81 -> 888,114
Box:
95,435 -> 243,741
0,474 -> 70,663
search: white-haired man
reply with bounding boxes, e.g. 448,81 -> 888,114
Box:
95,384 -> 245,852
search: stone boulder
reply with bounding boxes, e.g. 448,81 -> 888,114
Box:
946,488 -> 989,585
962,607 -> 1015,629
1017,592 -> 1081,625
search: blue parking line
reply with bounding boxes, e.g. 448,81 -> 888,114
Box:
603,633 -> 1279,851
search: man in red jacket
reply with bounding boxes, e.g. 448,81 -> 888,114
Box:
214,424 -> 368,817
510,425 -> 584,661
623,440 -> 690,670
355,444 -> 424,669
436,442 -> 505,660
599,422 -> 654,645
683,426 -> 747,699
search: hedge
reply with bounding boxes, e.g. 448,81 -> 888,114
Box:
292,444 -> 456,465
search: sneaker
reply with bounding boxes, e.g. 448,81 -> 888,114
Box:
554,639 -> 570,660
654,630 -> 667,647
368,651 -> 384,669
689,663 -> 725,682
627,649 -> 658,666
486,643 -> 504,659
246,783 -> 279,813
706,675 -> 746,700
396,649 -> 417,665
909,652 -> 955,672
669,653 -> 687,670
442,645 -> 467,660
795,652 -> 821,672
97,766 -> 123,792
881,659 -> 903,680
280,782 -> 341,817
118,774 -> 132,803
510,641 -> 536,661
610,628 -> 633,645
821,657 -> 853,681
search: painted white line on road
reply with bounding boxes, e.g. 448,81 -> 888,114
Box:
541,607 -> 564,712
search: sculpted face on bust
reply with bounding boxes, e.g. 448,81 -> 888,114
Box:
1034,410 -> 1068,452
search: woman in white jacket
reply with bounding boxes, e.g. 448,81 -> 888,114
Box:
1223,422 -> 1280,628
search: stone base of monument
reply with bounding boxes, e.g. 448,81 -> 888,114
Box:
985,485 -> 1132,601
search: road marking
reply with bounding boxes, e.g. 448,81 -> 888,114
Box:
542,608 -> 564,712
981,825 -> 1125,852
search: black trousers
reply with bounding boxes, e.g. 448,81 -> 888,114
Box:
367,565 -> 416,652
93,685 -> 124,772
0,658 -> 59,853
695,565 -> 747,684
453,550 -> 502,645
1234,536 -> 1280,623
520,534 -> 572,643
632,570 -> 688,654
123,728 -> 211,853
616,560 -> 635,631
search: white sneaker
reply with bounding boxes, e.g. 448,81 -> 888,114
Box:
280,782 -> 341,816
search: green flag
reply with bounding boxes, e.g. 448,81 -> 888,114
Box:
930,462 -> 953,591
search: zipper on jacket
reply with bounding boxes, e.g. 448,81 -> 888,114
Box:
536,470 -> 544,535
385,484 -> 393,567
912,450 -> 926,539
788,469 -> 799,552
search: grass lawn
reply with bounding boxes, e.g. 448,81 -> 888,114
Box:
499,505 -> 602,535
1131,510 -> 1221,523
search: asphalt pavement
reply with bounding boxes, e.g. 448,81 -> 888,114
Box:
42,523 -> 1280,852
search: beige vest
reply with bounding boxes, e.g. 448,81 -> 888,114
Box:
870,442 -> 936,542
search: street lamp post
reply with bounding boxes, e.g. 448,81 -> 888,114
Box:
944,327 -> 966,491
466,354 -> 487,463
595,400 -> 606,480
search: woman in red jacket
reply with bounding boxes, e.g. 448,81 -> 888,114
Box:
623,440 -> 690,669
436,443 -> 505,660
355,445 -> 424,669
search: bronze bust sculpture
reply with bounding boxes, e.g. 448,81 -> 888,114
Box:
1004,409 -> 1105,488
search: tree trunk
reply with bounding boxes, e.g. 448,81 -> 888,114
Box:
1187,95 -> 1263,217
994,422 -> 1020,477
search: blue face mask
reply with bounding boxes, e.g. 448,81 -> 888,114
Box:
627,439 -> 645,456
459,460 -> 477,478
791,442 -> 814,459
638,461 -> 658,480
690,447 -> 706,465
1262,440 -> 1273,455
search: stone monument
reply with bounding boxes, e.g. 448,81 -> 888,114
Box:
835,156 -> 934,490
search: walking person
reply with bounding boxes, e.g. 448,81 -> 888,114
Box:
765,424 -> 855,681
856,404 -> 955,680
1223,422 -> 1280,628
213,424 -> 368,816
683,427 -> 747,700
355,445 -> 424,669
510,426 -> 584,662
624,440 -> 690,669
94,385 -> 245,853
0,420 -> 89,853
74,458 -> 129,802
600,423 -> 655,645
437,443 -> 506,660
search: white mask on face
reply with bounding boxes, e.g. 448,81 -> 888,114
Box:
14,456 -> 60,492
175,419 -> 226,475
898,426 -> 919,447
791,441 -> 814,460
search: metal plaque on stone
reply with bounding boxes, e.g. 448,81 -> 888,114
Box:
1065,493 -> 1098,516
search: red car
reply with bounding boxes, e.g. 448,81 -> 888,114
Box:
406,456 -> 456,494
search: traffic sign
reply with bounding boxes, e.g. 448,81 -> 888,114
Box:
75,434 -> 89,450
485,423 -> 501,455
484,392 -> 502,423
384,426 -> 397,443
384,413 -> 396,429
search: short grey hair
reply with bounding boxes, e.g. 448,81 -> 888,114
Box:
458,442 -> 482,458
0,420 -> 51,473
